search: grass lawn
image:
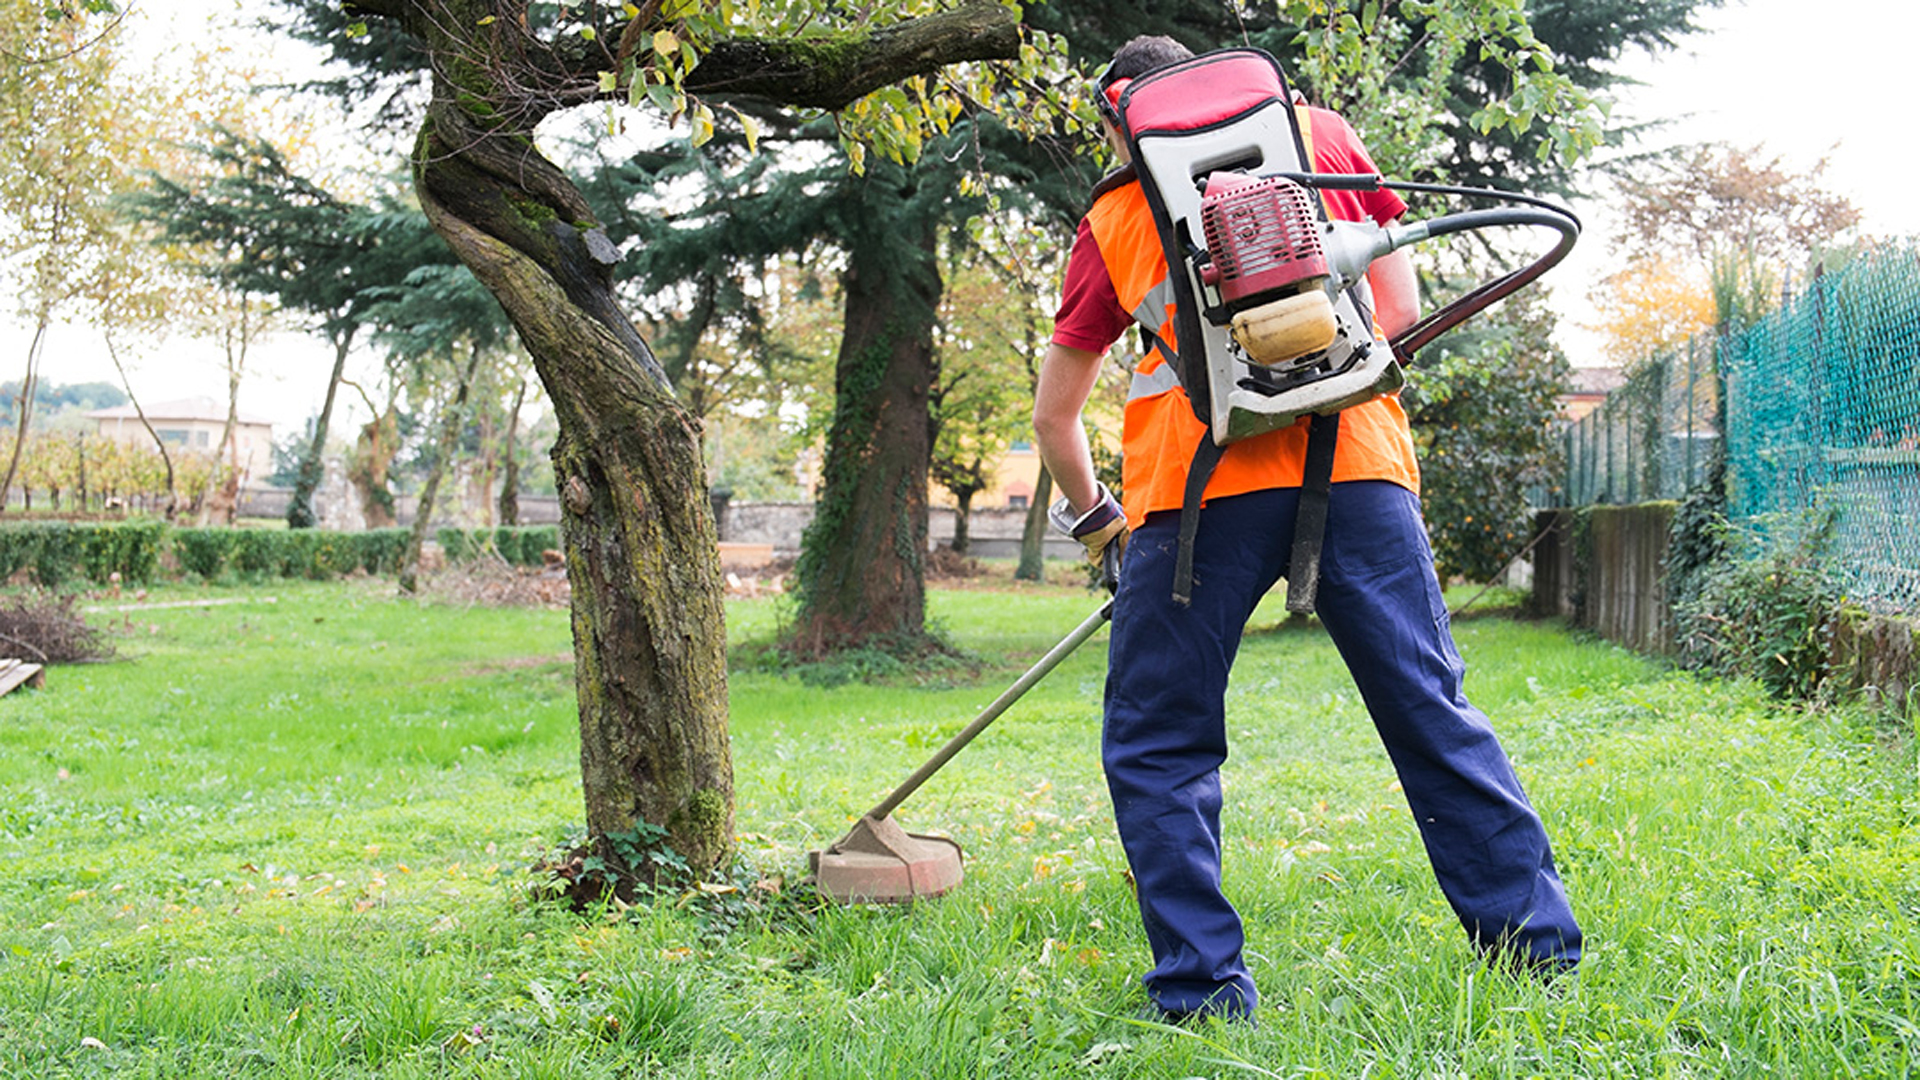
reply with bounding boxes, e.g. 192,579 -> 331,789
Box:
2,573 -> 1917,1077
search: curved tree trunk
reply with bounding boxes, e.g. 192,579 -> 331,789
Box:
104,331 -> 177,523
412,95 -> 732,881
790,208 -> 941,653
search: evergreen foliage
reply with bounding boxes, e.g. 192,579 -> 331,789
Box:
0,380 -> 126,421
1402,291 -> 1569,583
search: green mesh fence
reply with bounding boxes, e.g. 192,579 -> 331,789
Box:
1561,243 -> 1920,615
1562,332 -> 1720,506
1721,245 -> 1920,614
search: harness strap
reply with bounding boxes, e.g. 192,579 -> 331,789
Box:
1171,436 -> 1225,607
1284,412 -> 1341,613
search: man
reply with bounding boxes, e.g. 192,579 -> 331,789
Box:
1033,35 -> 1582,1023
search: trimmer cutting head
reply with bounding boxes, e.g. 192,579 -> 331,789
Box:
803,602 -> 1115,906
808,814 -> 964,904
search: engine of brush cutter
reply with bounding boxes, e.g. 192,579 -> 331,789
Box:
1196,173 -> 1349,373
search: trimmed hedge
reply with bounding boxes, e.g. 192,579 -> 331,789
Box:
172,527 -> 414,582
436,526 -> 561,567
1,522 -> 436,587
0,520 -> 167,587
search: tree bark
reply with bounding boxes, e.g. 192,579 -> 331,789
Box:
398,345 -> 483,593
1016,463 -> 1053,582
411,88 -> 733,881
498,375 -> 526,526
950,487 -> 974,555
357,0 -> 1017,886
0,309 -> 49,512
790,205 -> 940,653
288,328 -> 353,529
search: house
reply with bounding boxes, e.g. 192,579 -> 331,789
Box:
1558,365 -> 1625,422
86,397 -> 274,487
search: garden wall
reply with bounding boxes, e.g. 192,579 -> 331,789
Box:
1532,504 -> 1918,713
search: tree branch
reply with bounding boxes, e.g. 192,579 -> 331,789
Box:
343,0 -> 406,19
684,2 -> 1021,110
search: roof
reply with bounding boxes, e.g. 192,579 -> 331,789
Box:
1565,366 -> 1626,397
86,396 -> 274,427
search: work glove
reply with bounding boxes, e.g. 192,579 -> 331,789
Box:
1050,483 -> 1129,593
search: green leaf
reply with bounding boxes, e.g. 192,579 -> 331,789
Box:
733,108 -> 761,155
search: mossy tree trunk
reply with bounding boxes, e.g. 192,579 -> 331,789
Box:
791,208 -> 941,653
342,0 -> 1018,885
411,94 -> 734,882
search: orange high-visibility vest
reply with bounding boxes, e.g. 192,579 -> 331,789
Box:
1086,105 -> 1421,530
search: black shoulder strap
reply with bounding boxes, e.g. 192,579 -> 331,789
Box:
1171,436 -> 1224,607
1284,412 -> 1341,613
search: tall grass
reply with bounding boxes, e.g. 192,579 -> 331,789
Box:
1,577 -> 1915,1076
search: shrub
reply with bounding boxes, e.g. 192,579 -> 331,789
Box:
0,524 -> 43,582
79,520 -> 165,584
1675,511 -> 1846,702
355,529 -> 410,575
519,525 -> 560,565
437,527 -> 476,563
493,526 -> 523,566
173,528 -> 235,580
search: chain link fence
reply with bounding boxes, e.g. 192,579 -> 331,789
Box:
1560,242 -> 1920,615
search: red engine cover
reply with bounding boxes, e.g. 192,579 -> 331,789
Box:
1199,174 -> 1327,306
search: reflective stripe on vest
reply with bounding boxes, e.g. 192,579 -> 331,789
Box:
1088,103 -> 1417,528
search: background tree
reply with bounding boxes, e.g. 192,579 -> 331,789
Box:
0,0 -> 138,508
929,250 -> 1051,555
1403,290 -> 1570,583
358,253 -> 517,591
1587,256 -> 1717,367
131,133 -> 421,528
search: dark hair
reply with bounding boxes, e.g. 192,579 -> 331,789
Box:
1107,35 -> 1193,82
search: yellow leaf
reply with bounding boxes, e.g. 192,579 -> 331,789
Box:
623,2 -> 640,15
654,29 -> 680,56
579,27 -> 596,41
597,70 -> 617,93
477,14 -> 496,25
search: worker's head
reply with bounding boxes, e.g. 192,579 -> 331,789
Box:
1094,35 -> 1193,159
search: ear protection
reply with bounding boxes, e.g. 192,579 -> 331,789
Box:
1092,63 -> 1131,129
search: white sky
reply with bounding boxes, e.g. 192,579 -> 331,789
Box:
16,0 -> 1920,431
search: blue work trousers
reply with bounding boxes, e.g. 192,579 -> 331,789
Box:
1103,481 -> 1581,1017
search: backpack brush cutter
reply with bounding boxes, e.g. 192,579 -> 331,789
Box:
808,47 -> 1579,905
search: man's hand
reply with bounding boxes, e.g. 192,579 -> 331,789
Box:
1050,483 -> 1129,592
